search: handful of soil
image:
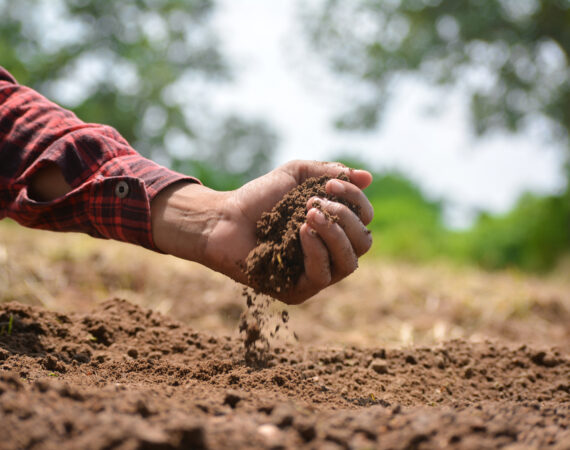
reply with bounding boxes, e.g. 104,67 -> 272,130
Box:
244,174 -> 359,297
240,174 -> 359,366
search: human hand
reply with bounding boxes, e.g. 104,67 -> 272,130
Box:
151,160 -> 374,304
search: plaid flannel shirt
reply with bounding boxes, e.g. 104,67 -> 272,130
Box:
0,67 -> 197,251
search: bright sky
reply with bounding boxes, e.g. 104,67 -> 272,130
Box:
210,0 -> 566,227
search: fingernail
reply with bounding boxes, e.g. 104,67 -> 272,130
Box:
329,179 -> 345,195
307,225 -> 317,237
312,209 -> 327,226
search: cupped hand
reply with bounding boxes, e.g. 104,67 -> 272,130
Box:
151,160 -> 374,304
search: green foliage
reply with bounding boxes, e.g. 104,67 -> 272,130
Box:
365,175 -> 570,271
0,314 -> 13,336
456,192 -> 570,272
334,156 -> 569,271
336,156 -> 447,262
303,0 -> 570,150
363,172 -> 570,271
305,2 -> 570,272
0,0 -> 276,181
366,174 -> 447,261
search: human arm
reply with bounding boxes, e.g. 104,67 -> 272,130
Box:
0,67 -> 373,304
27,157 -> 374,305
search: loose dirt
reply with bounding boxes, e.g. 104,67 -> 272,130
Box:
1,299 -> 568,449
1,190 -> 569,449
240,174 -> 358,367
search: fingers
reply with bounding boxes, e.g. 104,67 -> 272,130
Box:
346,168 -> 373,190
273,160 -> 374,304
298,223 -> 331,292
278,224 -> 329,305
279,200 -> 373,305
286,218 -> 358,305
306,206 -> 361,280
282,160 -> 374,225
326,178 -> 374,225
308,200 -> 372,258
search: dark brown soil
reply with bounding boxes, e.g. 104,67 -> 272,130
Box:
245,174 -> 359,297
240,174 -> 359,368
238,288 -> 297,367
1,299 -> 569,449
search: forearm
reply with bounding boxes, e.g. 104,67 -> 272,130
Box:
0,66 -> 375,305
151,182 -> 216,263
150,181 -> 240,277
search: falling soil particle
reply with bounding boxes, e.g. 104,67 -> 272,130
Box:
238,288 -> 271,366
238,288 -> 293,367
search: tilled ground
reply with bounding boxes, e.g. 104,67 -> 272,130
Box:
1,299 -> 568,449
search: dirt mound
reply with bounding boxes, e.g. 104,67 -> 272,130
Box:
1,299 -> 568,449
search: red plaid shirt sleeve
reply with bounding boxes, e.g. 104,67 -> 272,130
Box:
0,67 -> 199,251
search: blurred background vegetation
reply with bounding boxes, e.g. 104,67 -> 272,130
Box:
0,0 -> 568,273
0,0 -> 277,184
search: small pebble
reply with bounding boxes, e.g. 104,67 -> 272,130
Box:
371,360 -> 388,374
257,424 -> 281,444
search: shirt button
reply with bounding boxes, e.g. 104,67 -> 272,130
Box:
115,181 -> 130,199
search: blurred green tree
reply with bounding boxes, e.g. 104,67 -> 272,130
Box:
0,0 -> 276,188
304,0 -> 570,271
454,193 -> 570,271
302,0 -> 570,159
334,156 -> 447,261
365,171 -> 447,261
172,115 -> 278,190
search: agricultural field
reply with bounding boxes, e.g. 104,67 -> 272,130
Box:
1,221 -> 569,448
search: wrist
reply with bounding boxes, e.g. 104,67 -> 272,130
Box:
150,182 -> 226,266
